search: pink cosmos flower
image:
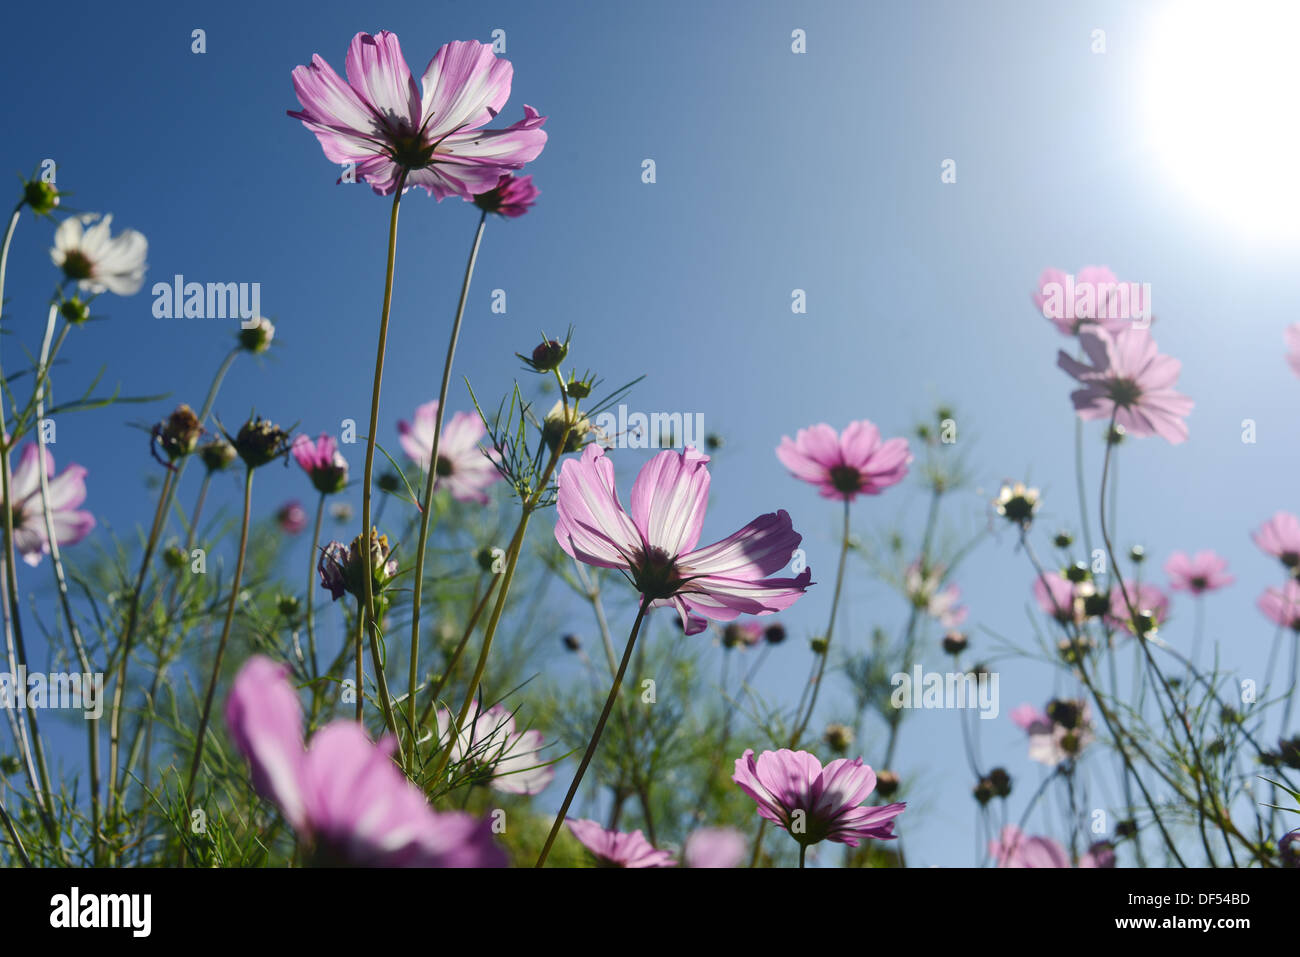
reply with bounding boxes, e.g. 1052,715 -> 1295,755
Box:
397,401 -> 501,504
289,32 -> 547,199
1286,323 -> 1300,378
434,703 -> 554,795
1164,550 -> 1234,594
1057,327 -> 1193,444
1258,580 -> 1300,632
1032,572 -> 1085,625
1033,266 -> 1139,337
721,621 -> 764,649
732,748 -> 905,848
684,828 -> 746,868
473,173 -> 538,217
990,826 -> 1114,868
1107,581 -> 1170,635
776,421 -> 911,502
225,656 -> 505,867
554,445 -> 812,635
1253,512 -> 1300,569
566,819 -> 676,868
905,561 -> 968,628
276,501 -> 308,535
1010,699 -> 1093,766
292,433 -> 349,495
2,444 -> 94,566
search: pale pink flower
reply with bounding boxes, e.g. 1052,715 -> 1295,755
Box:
1286,323 -> 1300,378
434,703 -> 554,795
1258,580 -> 1300,632
776,420 -> 911,502
1010,700 -> 1093,766
990,825 -> 1070,868
1032,572 -> 1085,625
1057,327 -> 1193,443
1033,266 -> 1140,337
2,444 -> 94,566
1164,550 -> 1234,594
554,445 -> 812,635
1253,512 -> 1300,569
1107,581 -> 1170,635
289,32 -> 547,198
225,656 -> 505,867
732,748 -> 905,848
684,827 -> 746,868
905,561 -> 968,628
276,501 -> 308,535
566,819 -> 676,868
397,400 -> 501,504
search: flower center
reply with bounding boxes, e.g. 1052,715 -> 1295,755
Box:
1106,378 -> 1143,408
828,465 -> 863,494
435,454 -> 454,477
388,134 -> 436,170
61,250 -> 94,281
1283,551 -> 1300,569
1190,575 -> 1208,591
633,545 -> 683,601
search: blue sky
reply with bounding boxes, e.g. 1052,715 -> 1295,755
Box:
4,0 -> 1300,865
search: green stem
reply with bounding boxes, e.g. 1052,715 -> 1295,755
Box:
184,467 -> 254,801
790,499 -> 851,746
358,170 -> 407,739
406,209 -> 488,772
536,596 -> 653,867
306,492 -> 325,681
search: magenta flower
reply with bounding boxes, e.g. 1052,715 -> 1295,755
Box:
1032,572 -> 1084,625
554,445 -> 812,635
1033,266 -> 1137,337
1057,328 -> 1193,443
292,433 -> 348,495
1010,699 -> 1093,766
1258,580 -> 1300,632
566,819 -> 676,868
276,501 -> 308,535
1253,512 -> 1300,569
434,703 -> 555,795
1164,550 -> 1234,594
732,748 -> 905,848
721,621 -> 764,649
683,827 -> 746,868
289,32 -> 547,199
776,420 -> 911,502
397,401 -> 501,504
225,656 -> 506,867
1286,323 -> 1300,378
473,173 -> 539,217
2,443 -> 94,566
1107,581 -> 1170,635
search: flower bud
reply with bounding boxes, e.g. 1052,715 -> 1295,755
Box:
163,545 -> 186,570
875,770 -> 901,799
524,339 -> 567,372
987,767 -> 1012,798
154,404 -> 203,462
199,439 -> 237,473
1280,829 -> 1300,868
823,723 -> 853,754
542,400 -> 591,454
60,297 -> 90,325
942,631 -> 968,655
238,317 -> 275,354
233,416 -> 291,469
973,777 -> 994,806
23,179 -> 60,215
1053,531 -> 1073,549
276,594 -> 300,617
1128,544 -> 1146,564
810,636 -> 828,655
562,633 -> 582,652
763,622 -> 787,645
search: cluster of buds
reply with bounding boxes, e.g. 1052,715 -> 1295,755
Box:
151,404 -> 204,467
973,767 -> 1012,805
229,415 -> 293,469
318,528 -> 399,613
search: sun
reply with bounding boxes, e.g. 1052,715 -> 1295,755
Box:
1143,0 -> 1300,243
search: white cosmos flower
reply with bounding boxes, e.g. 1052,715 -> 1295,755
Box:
435,704 -> 554,795
50,213 -> 148,296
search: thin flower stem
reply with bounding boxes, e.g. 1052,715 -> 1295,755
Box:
306,492 -> 325,681
418,573 -> 499,730
353,603 -> 365,722
790,499 -> 851,746
798,843 -> 807,868
406,209 -> 488,772
536,596 -> 653,867
359,170 -> 407,740
0,794 -> 29,866
32,303 -> 103,860
1097,413 -> 1231,862
184,467 -> 254,801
